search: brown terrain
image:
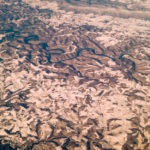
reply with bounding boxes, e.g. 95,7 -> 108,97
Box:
0,0 -> 150,149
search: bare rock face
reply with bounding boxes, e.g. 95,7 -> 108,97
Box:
0,0 -> 150,150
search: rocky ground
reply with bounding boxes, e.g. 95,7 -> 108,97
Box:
0,0 -> 150,149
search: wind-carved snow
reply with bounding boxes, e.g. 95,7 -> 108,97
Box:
0,0 -> 150,149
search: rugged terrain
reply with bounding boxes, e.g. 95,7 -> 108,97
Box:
0,0 -> 150,149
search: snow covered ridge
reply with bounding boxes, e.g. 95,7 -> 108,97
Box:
55,0 -> 150,20
64,0 -> 150,11
0,0 -> 150,149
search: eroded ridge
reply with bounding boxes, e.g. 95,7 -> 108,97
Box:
0,0 -> 150,149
